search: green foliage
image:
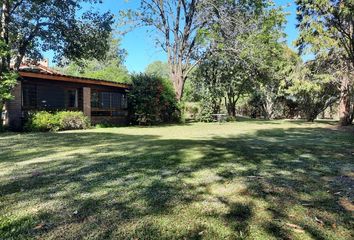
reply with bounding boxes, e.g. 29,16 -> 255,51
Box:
1,1 -> 113,129
249,46 -> 301,119
0,39 -> 18,117
56,111 -> 90,131
25,111 -> 90,132
197,91 -> 219,122
287,62 -> 339,121
59,37 -> 131,83
296,0 -> 354,125
25,111 -> 59,132
145,61 -> 170,79
0,71 -> 17,104
0,70 -> 18,129
1,122 -> 354,239
128,74 -> 180,125
182,102 -> 200,121
61,61 -> 130,83
5,0 -> 113,66
181,79 -> 199,102
296,0 -> 354,63
191,1 -> 288,119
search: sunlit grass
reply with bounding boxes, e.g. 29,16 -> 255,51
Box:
0,120 -> 353,239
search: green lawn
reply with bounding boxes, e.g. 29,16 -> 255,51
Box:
0,120 -> 353,239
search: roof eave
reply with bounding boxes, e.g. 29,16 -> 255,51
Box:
18,70 -> 131,89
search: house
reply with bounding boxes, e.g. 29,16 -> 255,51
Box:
2,63 -> 131,130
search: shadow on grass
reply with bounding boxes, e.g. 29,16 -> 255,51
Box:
0,125 -> 353,239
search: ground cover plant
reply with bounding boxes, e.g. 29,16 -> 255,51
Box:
0,120 -> 353,239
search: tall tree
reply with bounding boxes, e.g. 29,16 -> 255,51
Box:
296,0 -> 354,125
193,0 -> 286,118
0,0 -> 114,123
287,60 -> 339,121
121,0 -> 206,100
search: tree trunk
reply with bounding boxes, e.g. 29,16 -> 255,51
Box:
1,0 -> 10,72
338,73 -> 351,126
225,93 -> 236,117
171,70 -> 185,101
350,103 -> 354,124
263,99 -> 274,120
0,102 -> 3,129
0,0 -> 10,128
226,101 -> 236,117
306,111 -> 318,122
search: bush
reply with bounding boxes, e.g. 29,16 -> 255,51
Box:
128,74 -> 180,125
183,102 -> 200,120
25,111 -> 89,132
25,111 -> 59,131
56,111 -> 90,130
197,94 -> 216,122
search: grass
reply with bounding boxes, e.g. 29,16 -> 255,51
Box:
0,120 -> 353,239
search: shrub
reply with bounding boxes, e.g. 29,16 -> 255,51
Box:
183,102 -> 200,120
25,111 -> 59,131
128,74 -> 180,125
25,111 -> 89,132
56,111 -> 90,130
197,93 -> 216,122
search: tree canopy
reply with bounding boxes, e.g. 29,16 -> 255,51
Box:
58,37 -> 131,83
0,0 -> 114,122
296,0 -> 354,125
1,0 -> 114,70
145,61 -> 170,79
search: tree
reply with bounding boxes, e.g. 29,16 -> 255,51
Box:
145,61 -> 170,79
121,0 -> 208,100
296,0 -> 354,125
193,53 -> 256,117
287,60 -> 339,121
128,74 -> 180,125
0,39 -> 16,127
254,46 -> 300,119
59,37 -> 131,83
0,0 -> 114,123
192,0 -> 287,118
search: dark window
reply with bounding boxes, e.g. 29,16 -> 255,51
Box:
91,91 -> 127,110
101,92 -> 111,109
121,94 -> 128,109
111,93 -> 121,108
92,111 -> 111,116
22,84 -> 37,108
23,84 -> 78,110
37,85 -> 65,109
66,89 -> 78,108
112,111 -> 127,116
91,92 -> 100,108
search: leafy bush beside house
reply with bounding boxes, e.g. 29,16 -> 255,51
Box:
56,111 -> 90,130
128,74 -> 180,125
25,111 -> 90,132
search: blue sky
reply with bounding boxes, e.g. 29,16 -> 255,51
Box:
46,0 -> 299,72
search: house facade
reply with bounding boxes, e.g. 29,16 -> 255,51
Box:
2,66 -> 131,130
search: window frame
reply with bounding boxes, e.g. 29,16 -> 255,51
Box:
91,89 -> 128,117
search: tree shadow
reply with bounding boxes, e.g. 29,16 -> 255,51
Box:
0,124 -> 353,239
